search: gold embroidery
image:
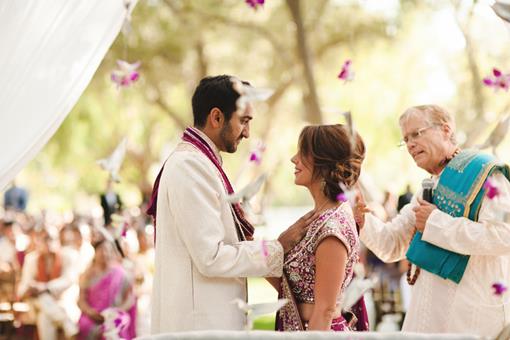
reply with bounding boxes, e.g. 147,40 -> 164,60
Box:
447,150 -> 478,173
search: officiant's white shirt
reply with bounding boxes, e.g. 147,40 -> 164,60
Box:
151,130 -> 283,334
361,172 -> 510,338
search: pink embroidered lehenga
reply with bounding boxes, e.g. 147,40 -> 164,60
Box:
276,203 -> 369,331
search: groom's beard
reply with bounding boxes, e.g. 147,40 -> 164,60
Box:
220,122 -> 242,153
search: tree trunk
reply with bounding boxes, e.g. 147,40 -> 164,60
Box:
286,0 -> 322,124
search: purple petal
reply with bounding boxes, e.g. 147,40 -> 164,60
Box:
249,152 -> 262,165
492,282 -> 507,296
245,0 -> 264,9
336,193 -> 347,202
483,178 -> 499,199
261,240 -> 269,258
130,72 -> 139,82
483,78 -> 494,86
493,68 -> 502,77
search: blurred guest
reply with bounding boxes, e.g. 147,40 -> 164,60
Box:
0,219 -> 19,270
397,185 -> 413,212
78,239 -> 136,340
3,182 -> 28,212
0,219 -> 18,304
100,179 -> 122,227
17,228 -> 79,339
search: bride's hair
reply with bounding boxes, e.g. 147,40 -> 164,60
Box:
298,124 -> 365,202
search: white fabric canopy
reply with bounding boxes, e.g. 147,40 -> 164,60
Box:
0,1 -> 135,190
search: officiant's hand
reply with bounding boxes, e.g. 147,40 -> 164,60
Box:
353,194 -> 371,229
278,210 -> 320,253
413,198 -> 437,232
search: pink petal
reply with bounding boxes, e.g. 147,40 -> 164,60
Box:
130,72 -> 139,82
483,178 -> 500,199
493,68 -> 502,77
336,193 -> 347,202
249,152 -> 261,164
492,282 -> 507,295
261,240 -> 269,258
483,78 -> 494,86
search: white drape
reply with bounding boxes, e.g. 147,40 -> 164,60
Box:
0,1 -> 135,190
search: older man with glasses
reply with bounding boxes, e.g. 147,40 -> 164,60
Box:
355,104 -> 510,337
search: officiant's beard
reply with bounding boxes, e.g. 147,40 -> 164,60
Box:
220,122 -> 242,153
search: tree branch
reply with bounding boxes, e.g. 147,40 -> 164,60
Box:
152,93 -> 188,129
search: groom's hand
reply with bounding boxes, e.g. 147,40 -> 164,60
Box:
278,210 -> 319,253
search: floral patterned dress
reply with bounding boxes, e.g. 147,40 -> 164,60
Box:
276,203 -> 364,331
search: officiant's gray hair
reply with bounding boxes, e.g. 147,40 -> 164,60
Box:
399,105 -> 457,144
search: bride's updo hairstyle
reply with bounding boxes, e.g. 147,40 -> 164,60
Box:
298,124 -> 365,202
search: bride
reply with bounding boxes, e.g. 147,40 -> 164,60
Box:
270,124 -> 369,331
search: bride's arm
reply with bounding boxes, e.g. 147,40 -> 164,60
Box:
307,237 -> 347,331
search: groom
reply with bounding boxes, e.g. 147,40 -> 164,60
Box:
148,75 -> 316,333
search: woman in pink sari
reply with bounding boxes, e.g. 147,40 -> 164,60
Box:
273,124 -> 369,331
77,239 -> 136,339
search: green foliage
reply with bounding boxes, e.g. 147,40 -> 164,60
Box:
17,0 -> 510,211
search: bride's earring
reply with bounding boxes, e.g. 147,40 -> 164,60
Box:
320,179 -> 326,191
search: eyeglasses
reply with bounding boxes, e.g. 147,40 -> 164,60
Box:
398,125 -> 438,148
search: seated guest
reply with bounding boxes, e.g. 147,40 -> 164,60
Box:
78,239 -> 136,340
17,228 -> 79,339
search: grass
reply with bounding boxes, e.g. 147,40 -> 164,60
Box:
248,277 -> 278,330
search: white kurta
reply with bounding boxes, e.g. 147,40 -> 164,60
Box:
361,172 -> 510,338
151,131 -> 283,334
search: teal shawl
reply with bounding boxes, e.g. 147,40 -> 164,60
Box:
406,149 -> 510,284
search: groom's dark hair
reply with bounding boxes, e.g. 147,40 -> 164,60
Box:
192,75 -> 250,128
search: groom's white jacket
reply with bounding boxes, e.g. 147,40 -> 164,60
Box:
151,131 -> 283,334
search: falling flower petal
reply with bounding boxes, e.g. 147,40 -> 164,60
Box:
492,282 -> 507,296
483,177 -> 500,199
233,298 -> 287,330
338,183 -> 357,206
261,240 -> 269,259
231,77 -> 273,113
101,308 -> 131,336
111,60 -> 141,89
483,78 -> 494,86
483,68 -> 510,92
249,141 -> 266,165
336,193 -> 347,202
121,222 -> 128,238
246,0 -> 265,10
338,59 -> 355,82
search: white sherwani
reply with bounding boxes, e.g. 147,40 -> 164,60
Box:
361,172 -> 510,338
151,130 -> 283,334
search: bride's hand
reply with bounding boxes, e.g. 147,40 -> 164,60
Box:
277,210 -> 320,253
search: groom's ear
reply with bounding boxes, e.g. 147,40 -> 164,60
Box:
208,107 -> 225,129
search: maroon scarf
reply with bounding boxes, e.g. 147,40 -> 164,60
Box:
146,127 -> 255,242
